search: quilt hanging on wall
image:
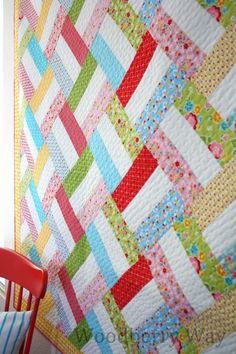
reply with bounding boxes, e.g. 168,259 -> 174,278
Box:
15,0 -> 236,353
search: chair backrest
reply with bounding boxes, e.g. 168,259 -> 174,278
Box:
0,247 -> 48,354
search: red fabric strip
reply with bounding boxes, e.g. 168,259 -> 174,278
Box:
61,16 -> 88,66
116,31 -> 157,107
56,185 -> 84,243
59,265 -> 84,323
60,102 -> 87,156
112,146 -> 158,212
111,256 -> 153,309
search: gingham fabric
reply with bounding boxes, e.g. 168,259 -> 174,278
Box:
16,0 -> 236,353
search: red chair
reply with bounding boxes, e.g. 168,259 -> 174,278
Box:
0,247 -> 48,354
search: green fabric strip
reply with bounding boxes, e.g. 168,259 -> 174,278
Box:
175,81 -> 236,167
106,95 -> 143,161
68,0 -> 85,25
65,234 -> 91,279
103,197 -> 140,266
19,26 -> 33,59
63,146 -> 94,198
196,0 -> 236,28
174,215 -> 234,294
68,53 -> 97,113
69,318 -> 92,350
108,0 -> 146,50
20,168 -> 31,199
103,292 -> 140,353
22,234 -> 34,255
174,327 -> 197,353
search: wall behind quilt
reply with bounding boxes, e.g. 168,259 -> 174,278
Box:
16,0 -> 236,353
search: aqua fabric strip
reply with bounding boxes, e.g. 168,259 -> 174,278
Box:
86,310 -> 113,354
91,34 -> 125,90
135,303 -> 181,352
86,223 -> 118,288
28,35 -> 48,76
89,130 -> 121,193
29,180 -> 46,224
25,106 -> 44,151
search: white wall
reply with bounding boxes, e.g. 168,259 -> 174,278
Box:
1,0 -> 14,250
1,1 -> 59,353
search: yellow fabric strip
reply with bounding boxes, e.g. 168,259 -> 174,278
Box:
35,220 -> 51,257
29,66 -> 54,114
192,155 -> 236,230
19,291 -> 55,318
15,0 -> 21,253
184,290 -> 236,352
37,317 -> 81,354
192,22 -> 236,98
35,0 -> 53,41
33,144 -> 49,187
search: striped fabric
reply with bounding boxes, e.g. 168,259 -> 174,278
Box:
0,311 -> 32,354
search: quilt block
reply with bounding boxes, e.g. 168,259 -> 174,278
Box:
15,0 -> 236,353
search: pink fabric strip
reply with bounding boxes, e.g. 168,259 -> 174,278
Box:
78,272 -> 108,315
56,185 -> 84,243
60,102 -> 87,156
19,62 -> 35,101
82,80 -> 114,140
78,179 -> 109,231
147,128 -> 203,208
42,172 -> 61,214
61,16 -> 88,66
83,0 -> 111,48
48,251 -> 64,284
44,6 -> 66,60
21,197 -> 38,242
144,242 -> 196,323
41,90 -> 66,139
150,7 -> 205,78
58,265 -> 84,324
21,131 -> 35,171
21,0 -> 39,31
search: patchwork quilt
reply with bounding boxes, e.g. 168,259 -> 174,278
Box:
15,0 -> 236,353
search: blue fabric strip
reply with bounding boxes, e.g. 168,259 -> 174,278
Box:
135,303 -> 181,352
28,35 -> 48,76
50,285 -> 72,336
25,106 -> 44,152
136,63 -> 187,143
47,210 -> 70,262
86,310 -> 113,354
89,130 -> 121,193
139,0 -> 162,29
29,180 -> 46,224
86,223 -> 118,288
50,51 -> 74,98
135,189 -> 184,252
45,132 -> 70,181
29,245 -> 42,266
91,34 -> 125,90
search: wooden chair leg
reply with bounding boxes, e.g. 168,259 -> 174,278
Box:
21,299 -> 40,354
